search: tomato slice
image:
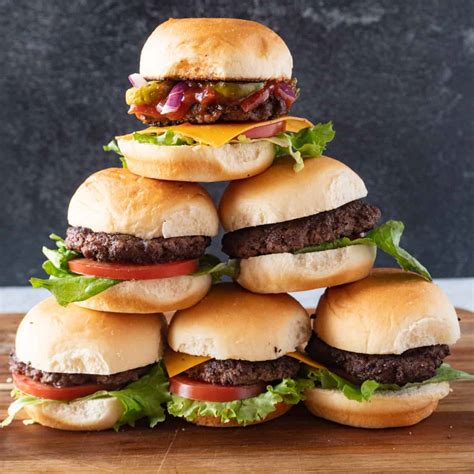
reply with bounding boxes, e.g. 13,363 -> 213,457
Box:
68,258 -> 198,280
12,372 -> 107,401
169,375 -> 266,402
242,120 -> 286,139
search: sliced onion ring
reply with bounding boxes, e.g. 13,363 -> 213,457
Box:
159,81 -> 187,115
128,73 -> 148,88
277,81 -> 296,101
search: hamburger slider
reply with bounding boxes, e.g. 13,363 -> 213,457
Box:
303,269 -> 474,428
31,168 -> 223,313
1,298 -> 169,431
165,283 -> 314,427
105,18 -> 335,181
219,156 -> 431,293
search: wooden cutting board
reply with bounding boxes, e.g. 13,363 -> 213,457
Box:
1,310 -> 473,472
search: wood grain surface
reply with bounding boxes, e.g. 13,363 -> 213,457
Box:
1,310 -> 473,473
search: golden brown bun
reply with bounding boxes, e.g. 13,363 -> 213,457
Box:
168,283 -> 311,361
15,297 -> 165,374
140,18 -> 292,80
192,402 -> 292,428
23,398 -> 122,431
75,274 -> 212,314
237,246 -> 376,294
315,268 -> 460,354
219,156 -> 367,231
117,139 -> 275,182
304,383 -> 450,429
67,168 -> 219,239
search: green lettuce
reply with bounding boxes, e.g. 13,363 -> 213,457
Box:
167,378 -> 312,426
103,139 -> 127,168
294,220 -> 431,280
29,234 -> 120,306
305,363 -> 474,403
132,130 -> 195,146
1,364 -> 170,431
103,122 -> 335,172
270,122 -> 336,171
193,254 -> 238,283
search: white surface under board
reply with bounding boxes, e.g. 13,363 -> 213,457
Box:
0,279 -> 472,313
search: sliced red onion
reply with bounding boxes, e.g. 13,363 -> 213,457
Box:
159,81 -> 187,115
128,73 -> 148,88
276,81 -> 296,102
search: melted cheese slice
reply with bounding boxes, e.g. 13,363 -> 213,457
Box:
117,116 -> 313,148
286,351 -> 326,370
164,348 -> 324,378
164,348 -> 211,378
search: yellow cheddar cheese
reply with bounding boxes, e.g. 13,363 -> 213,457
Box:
117,116 -> 313,148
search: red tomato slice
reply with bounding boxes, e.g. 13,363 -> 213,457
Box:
68,258 -> 198,280
169,375 -> 266,402
12,372 -> 107,401
243,120 -> 286,139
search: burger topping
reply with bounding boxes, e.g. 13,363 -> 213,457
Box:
65,226 -> 211,264
9,352 -> 154,389
126,78 -> 298,125
305,334 -> 450,386
184,356 -> 300,386
222,200 -> 381,259
170,375 -> 267,402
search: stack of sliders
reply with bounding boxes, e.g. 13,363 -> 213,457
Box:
2,17 -> 473,432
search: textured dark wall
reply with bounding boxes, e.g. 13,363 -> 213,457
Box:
1,0 -> 473,285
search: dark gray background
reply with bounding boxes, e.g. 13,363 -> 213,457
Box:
1,0 -> 473,285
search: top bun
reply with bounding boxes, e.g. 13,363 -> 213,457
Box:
219,156 -> 367,231
16,297 -> 166,374
315,268 -> 460,355
68,168 -> 219,239
168,283 -> 311,361
140,18 -> 292,81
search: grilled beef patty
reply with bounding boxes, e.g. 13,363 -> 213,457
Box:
185,356 -> 300,386
9,352 -> 153,389
305,334 -> 450,386
65,226 -> 210,264
222,200 -> 381,259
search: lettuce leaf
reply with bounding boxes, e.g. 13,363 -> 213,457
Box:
193,254 -> 238,283
305,363 -> 474,403
294,220 -> 431,280
29,234 -> 121,306
270,122 -> 336,171
103,139 -> 127,168
1,364 -> 170,431
167,378 -> 312,426
132,130 -> 195,146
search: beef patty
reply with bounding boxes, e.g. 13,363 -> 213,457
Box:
9,352 -> 153,389
142,86 -> 294,126
222,200 -> 381,259
305,334 -> 450,386
65,226 -> 211,264
185,356 -> 300,386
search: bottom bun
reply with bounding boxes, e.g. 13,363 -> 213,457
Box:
192,402 -> 292,428
76,274 -> 211,313
237,245 -> 376,293
304,382 -> 450,429
23,397 -> 122,431
118,139 -> 275,182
